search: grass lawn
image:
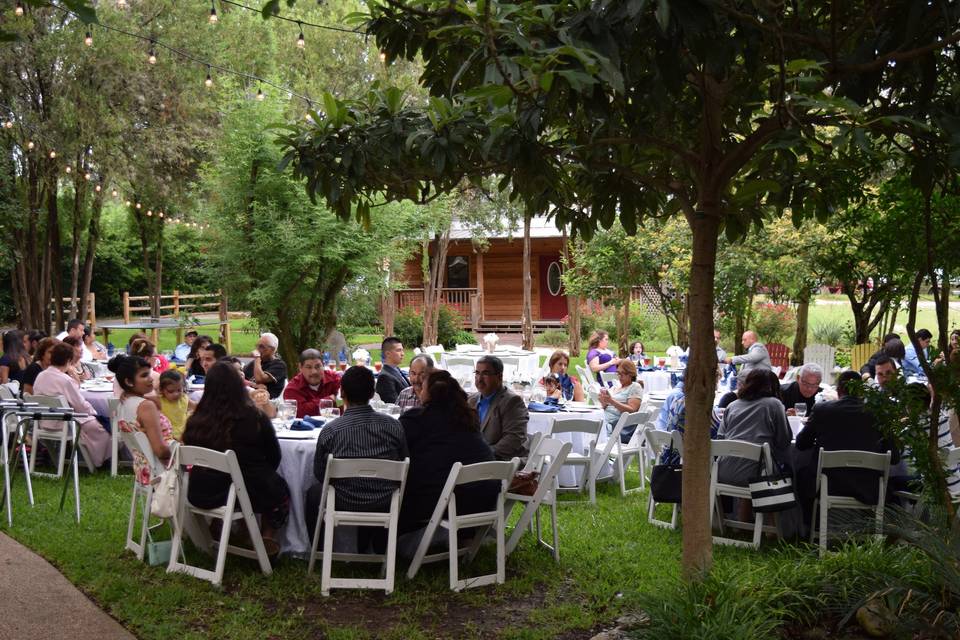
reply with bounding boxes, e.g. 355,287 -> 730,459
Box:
1,467 -> 927,639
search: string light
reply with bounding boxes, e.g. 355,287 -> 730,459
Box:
125,200 -> 131,206
26,141 -> 34,150
95,184 -> 102,192
112,189 -> 119,197
205,66 -> 213,88
84,31 -> 93,47
49,150 -> 57,159
256,85 -> 265,101
64,165 -> 72,174
135,202 -> 141,209
146,210 -> 153,217
209,1 -> 218,24
158,211 -> 164,218
147,41 -> 157,65
296,22 -> 305,48
84,171 -> 92,180
15,2 -> 24,17
117,0 -> 127,8
3,120 -> 12,129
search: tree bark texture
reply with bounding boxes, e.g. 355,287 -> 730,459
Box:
521,215 -> 534,350
562,233 -> 581,356
79,176 -> 106,323
792,293 -> 809,365
422,231 -> 450,347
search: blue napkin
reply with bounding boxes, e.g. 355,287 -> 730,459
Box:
527,402 -> 559,413
290,418 -> 324,431
303,416 -> 326,429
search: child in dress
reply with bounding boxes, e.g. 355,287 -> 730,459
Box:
544,374 -> 563,400
154,369 -> 196,440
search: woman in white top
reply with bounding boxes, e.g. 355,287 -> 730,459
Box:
109,354 -> 174,485
598,359 -> 645,443
32,342 -> 111,467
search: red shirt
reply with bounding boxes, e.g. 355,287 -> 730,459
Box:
282,371 -> 340,418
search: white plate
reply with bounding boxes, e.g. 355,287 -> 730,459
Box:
81,384 -> 113,393
563,401 -> 593,410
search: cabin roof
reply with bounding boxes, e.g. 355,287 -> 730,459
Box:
449,215 -> 565,240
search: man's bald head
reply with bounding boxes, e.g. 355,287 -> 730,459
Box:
741,331 -> 758,349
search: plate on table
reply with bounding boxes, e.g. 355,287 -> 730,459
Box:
81,382 -> 113,393
562,401 -> 593,410
275,426 -> 320,440
189,383 -> 204,391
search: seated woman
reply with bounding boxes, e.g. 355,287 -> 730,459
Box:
127,338 -> 161,392
81,326 -> 108,362
544,350 -> 584,402
1,329 -> 30,386
185,334 -> 213,379
182,361 -> 289,556
627,340 -> 648,364
586,330 -> 621,384
398,369 -> 497,535
21,337 -> 59,395
111,354 -> 174,486
62,336 -> 95,382
33,342 -> 111,468
598,359 -> 644,443
717,368 -> 791,487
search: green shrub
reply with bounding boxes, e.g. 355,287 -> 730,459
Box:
753,302 -> 796,344
811,318 -> 846,346
392,304 -> 464,349
448,330 -> 477,347
536,329 -> 570,347
835,346 -> 851,368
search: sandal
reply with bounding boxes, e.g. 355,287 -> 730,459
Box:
261,535 -> 280,557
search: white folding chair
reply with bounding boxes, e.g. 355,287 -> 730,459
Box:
423,345 -> 445,357
646,428 -> 682,529
406,458 -> 519,591
25,394 -> 95,477
499,356 -> 520,382
108,398 -> 133,477
548,417 -> 607,504
307,456 -> 410,596
455,344 -> 476,353
810,448 -> 891,557
599,372 -> 619,388
0,386 -> 14,401
1,401 -> 36,527
504,438 -> 572,561
609,409 -> 655,495
167,446 -> 273,587
803,344 -> 837,375
120,430 -> 176,561
708,440 -> 771,549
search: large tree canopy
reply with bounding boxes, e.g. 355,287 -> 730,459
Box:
278,0 -> 960,578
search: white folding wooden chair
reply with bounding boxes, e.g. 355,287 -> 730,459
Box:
24,394 -> 95,477
810,448 -> 891,557
499,356 -> 520,381
610,409 -> 655,495
599,372 -> 619,388
455,344 -> 476,353
646,428 -> 682,529
504,438 -> 572,561
120,430 -> 174,561
1,401 -> 36,527
708,440 -> 772,549
307,456 -> 409,596
167,446 -> 273,587
406,458 -> 519,591
108,398 -> 133,477
423,345 -> 445,357
548,417 -> 606,504
803,344 -> 837,375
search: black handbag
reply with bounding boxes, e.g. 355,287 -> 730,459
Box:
650,456 -> 683,504
748,460 -> 797,512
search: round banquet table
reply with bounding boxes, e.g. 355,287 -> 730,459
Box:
639,371 -> 673,393
527,408 -> 610,487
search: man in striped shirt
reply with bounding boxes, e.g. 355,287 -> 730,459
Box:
396,354 -> 434,412
305,366 -> 408,545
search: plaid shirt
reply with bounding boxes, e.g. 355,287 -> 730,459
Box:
396,386 -> 421,412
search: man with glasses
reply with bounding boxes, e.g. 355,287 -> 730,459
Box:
467,355 -> 528,460
396,354 -> 433,411
244,332 -> 287,398
283,349 -> 341,418
375,336 -> 409,404
780,363 -> 823,415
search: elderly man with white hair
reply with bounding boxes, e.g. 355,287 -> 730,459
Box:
244,332 -> 288,398
779,362 -> 823,415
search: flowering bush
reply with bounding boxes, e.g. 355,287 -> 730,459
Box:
753,303 -> 796,344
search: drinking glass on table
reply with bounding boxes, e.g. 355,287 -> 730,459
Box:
280,400 -> 297,430
794,403 -> 807,419
374,361 -> 383,373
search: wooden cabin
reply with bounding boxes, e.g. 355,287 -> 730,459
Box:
395,218 -> 569,332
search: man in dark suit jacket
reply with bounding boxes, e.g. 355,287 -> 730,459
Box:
375,336 -> 409,404
795,370 -> 900,524
467,355 -> 529,460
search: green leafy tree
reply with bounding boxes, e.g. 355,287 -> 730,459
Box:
276,0 -> 960,579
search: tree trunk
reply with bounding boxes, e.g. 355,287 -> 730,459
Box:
619,293 -> 630,356
562,232 -> 581,356
733,310 -> 745,356
676,296 -> 690,348
681,209 -> 721,581
45,171 -> 63,333
79,176 -> 106,322
153,227 -> 164,317
422,231 -> 450,347
792,292 -> 810,365
521,215 -> 534,350
67,160 -> 86,319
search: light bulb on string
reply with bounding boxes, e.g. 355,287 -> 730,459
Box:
125,200 -> 131,206
146,210 -> 153,217
158,211 -> 164,218
84,31 -> 93,46
65,165 -> 72,174
84,172 -> 92,181
205,66 -> 213,88
256,85 -> 265,101
117,0 -> 127,8
147,41 -> 157,65
15,3 -> 24,17
209,1 -> 218,24
4,121 -> 13,129
95,184 -> 101,192
49,150 -> 57,159
26,141 -> 34,150
111,189 -> 118,197
380,52 -> 387,63
296,23 -> 305,48
135,202 -> 141,209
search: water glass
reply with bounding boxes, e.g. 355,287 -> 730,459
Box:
281,400 -> 297,429
794,403 -> 807,419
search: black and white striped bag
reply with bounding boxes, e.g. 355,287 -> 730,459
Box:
748,463 -> 797,513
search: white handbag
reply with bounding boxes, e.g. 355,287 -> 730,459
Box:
150,446 -> 180,519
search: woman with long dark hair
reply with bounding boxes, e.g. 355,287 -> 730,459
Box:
22,337 -> 59,395
182,361 -> 289,555
398,369 -> 497,534
586,330 -> 621,383
111,354 -> 174,486
185,335 -> 213,379
717,368 -> 791,487
1,329 -> 30,385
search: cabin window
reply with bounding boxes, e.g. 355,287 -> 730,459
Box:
447,255 -> 470,288
547,261 -> 563,296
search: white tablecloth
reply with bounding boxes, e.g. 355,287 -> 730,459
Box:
441,351 -> 541,379
276,430 -> 323,556
639,371 -> 673,393
528,408 -> 609,487
80,389 -> 113,419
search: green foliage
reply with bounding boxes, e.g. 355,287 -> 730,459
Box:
535,330 -> 569,348
752,303 -> 796,345
392,304 -> 464,349
811,319 -> 847,347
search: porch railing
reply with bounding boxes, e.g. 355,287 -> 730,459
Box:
394,288 -> 480,327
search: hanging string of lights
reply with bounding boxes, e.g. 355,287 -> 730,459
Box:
217,0 -> 365,36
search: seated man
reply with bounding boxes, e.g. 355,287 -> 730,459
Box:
795,370 -> 900,524
198,343 -> 228,374
396,354 -> 433,412
375,336 -> 409,404
779,363 -> 823,415
305,366 -> 408,543
243,332 -> 287,398
173,330 -> 198,363
902,328 -> 932,378
467,355 -> 529,460
283,349 -> 341,418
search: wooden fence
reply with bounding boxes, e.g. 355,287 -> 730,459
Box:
121,290 -> 232,352
49,292 -> 97,330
